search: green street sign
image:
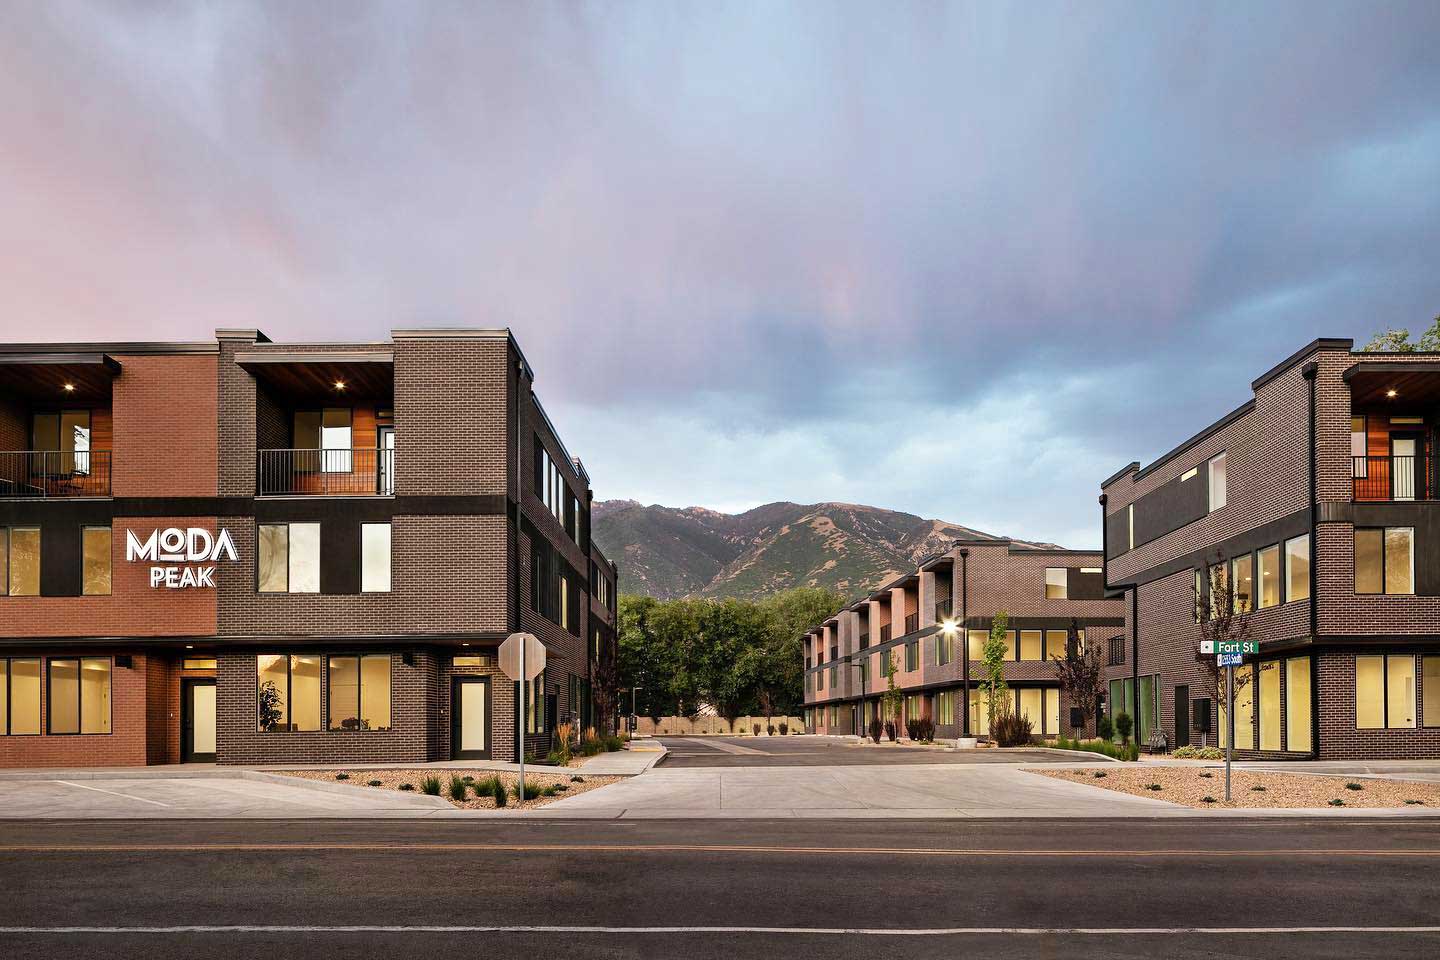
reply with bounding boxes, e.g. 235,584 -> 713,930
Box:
1201,640 -> 1260,655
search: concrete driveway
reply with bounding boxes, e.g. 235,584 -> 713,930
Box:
0,770 -> 452,819
657,735 -> 1083,767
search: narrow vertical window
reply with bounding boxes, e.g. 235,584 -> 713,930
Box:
258,524 -> 289,593
1044,567 -> 1067,599
361,523 -> 391,593
4,528 -> 40,596
289,523 -> 320,593
82,526 -> 112,596
1127,504 -> 1135,550
48,659 -> 79,734
1020,630 -> 1043,661
1230,553 -> 1253,613
1256,544 -> 1279,609
8,659 -> 41,734
1286,657 -> 1312,752
1356,655 -> 1385,728
1284,535 -> 1310,603
1423,657 -> 1440,728
1259,661 -> 1281,751
1385,528 -> 1414,595
1387,655 -> 1416,729
1208,452 -> 1227,511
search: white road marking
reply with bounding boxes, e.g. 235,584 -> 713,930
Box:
50,781 -> 172,808
1,925 -> 1438,936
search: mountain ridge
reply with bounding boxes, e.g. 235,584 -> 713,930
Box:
592,499 -> 1061,600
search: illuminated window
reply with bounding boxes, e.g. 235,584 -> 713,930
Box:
1219,664 -> 1254,750
182,658 -> 218,671
328,655 -> 391,731
1,658 -> 41,735
1256,544 -> 1280,609
256,654 -> 321,732
82,526 -> 111,596
1208,563 -> 1227,619
47,658 -> 110,735
1,528 -> 40,596
1354,528 -> 1413,595
1424,657 -> 1440,728
1044,567 -> 1067,599
1285,535 -> 1310,603
1020,630 -> 1044,661
1208,453 -> 1227,511
1259,661 -> 1281,750
967,629 -> 987,661
1230,553 -> 1254,614
360,523 -> 391,592
1356,654 -> 1416,729
1045,629 -> 1069,660
1286,657 -> 1312,752
258,523 -> 320,594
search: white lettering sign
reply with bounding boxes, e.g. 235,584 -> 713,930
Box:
127,527 -> 237,589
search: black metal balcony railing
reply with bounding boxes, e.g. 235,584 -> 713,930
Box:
935,597 -> 954,621
904,612 -> 919,635
1108,637 -> 1126,667
879,624 -> 892,644
258,448 -> 395,496
1353,455 -> 1431,501
0,450 -> 112,498
858,631 -> 870,650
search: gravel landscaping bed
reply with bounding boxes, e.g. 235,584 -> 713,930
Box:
277,769 -> 621,810
1039,766 -> 1440,808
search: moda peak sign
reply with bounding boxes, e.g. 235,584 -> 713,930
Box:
126,527 -> 239,589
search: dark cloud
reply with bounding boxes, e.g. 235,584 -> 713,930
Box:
2,1 -> 1438,542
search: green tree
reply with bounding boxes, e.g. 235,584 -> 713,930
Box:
1050,618 -> 1102,736
881,649 -> 903,723
1362,317 -> 1440,353
981,610 -> 1012,731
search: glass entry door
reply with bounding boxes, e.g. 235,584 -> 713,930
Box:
182,679 -> 216,762
1391,434 -> 1422,500
451,677 -> 491,759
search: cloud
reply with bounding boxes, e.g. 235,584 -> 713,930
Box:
2,1 -> 1439,541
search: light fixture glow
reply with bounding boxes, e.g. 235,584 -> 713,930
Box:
941,618 -> 958,635
1387,389 -> 1398,398
63,383 -> 75,392
334,380 -> 346,390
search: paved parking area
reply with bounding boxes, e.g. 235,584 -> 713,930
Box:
656,735 -> 1080,767
0,772 -> 451,819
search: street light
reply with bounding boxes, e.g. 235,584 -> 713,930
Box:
851,659 -> 867,738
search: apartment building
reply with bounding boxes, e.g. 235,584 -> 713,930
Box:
0,328 -> 618,767
802,540 -> 1123,740
1101,337 -> 1440,760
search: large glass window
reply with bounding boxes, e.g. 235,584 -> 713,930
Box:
1019,688 -> 1044,733
294,409 -> 352,473
328,655 -> 391,731
936,690 -> 955,725
1219,664 -> 1255,750
258,522 -> 320,594
1208,563 -> 1227,619
82,526 -> 111,596
1017,630 -> 1042,661
904,641 -> 918,672
32,410 -> 92,473
1286,657 -> 1312,752
1045,630 -> 1069,661
1256,544 -> 1280,609
967,630 -> 987,661
2,528 -> 40,596
1,658 -> 41,735
256,654 -> 321,732
1044,567 -> 1067,599
360,523 -> 391,593
46,658 -> 110,735
1208,452 -> 1227,511
1355,528 -> 1414,595
1285,535 -> 1310,603
1259,661 -> 1281,750
968,687 -> 1012,737
1424,657 -> 1440,728
1231,553 -> 1254,613
1356,654 -> 1416,729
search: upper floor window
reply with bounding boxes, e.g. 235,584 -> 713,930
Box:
360,523 -> 391,593
32,410 -> 92,473
534,439 -> 567,528
1,527 -> 40,596
1208,453 -> 1227,511
258,522 -> 320,594
1355,527 -> 1414,595
1044,567 -> 1067,599
82,526 -> 111,596
1127,504 -> 1135,550
1285,535 -> 1311,603
1230,552 -> 1253,614
1256,543 -> 1280,609
294,409 -> 352,473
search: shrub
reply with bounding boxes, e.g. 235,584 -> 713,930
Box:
1054,736 -> 1127,760
335,773 -> 350,781
910,716 -> 935,743
779,722 -> 789,735
1201,796 -> 1217,803
1405,799 -> 1425,805
448,775 -> 468,802
867,717 -> 883,743
1251,785 -> 1266,792
991,712 -> 1034,747
602,735 -> 624,752
1093,771 -> 1107,778
767,725 -> 776,736
553,722 -> 574,765
492,779 -> 508,807
570,775 -> 584,783
884,720 -> 897,743
1172,745 -> 1224,760
1096,715 -> 1114,741
1329,798 -> 1345,807
1114,712 -> 1133,746
545,750 -> 569,766
367,779 -> 383,787
578,735 -> 605,757
1345,782 -> 1364,791
753,723 -> 761,736
1145,783 -> 1162,791
513,781 -> 558,800
421,776 -> 442,796
1200,772 -> 1213,779
399,783 -> 414,791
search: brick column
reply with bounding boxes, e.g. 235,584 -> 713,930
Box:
891,587 -> 907,636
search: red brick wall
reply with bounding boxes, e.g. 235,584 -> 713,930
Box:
110,354 -> 218,497
0,652 -> 152,768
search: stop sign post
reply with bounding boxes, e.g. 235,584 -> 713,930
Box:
498,632 -> 545,802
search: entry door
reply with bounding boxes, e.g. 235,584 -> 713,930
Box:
1174,685 -> 1190,749
377,426 -> 396,495
1391,433 -> 1422,500
182,679 -> 216,762
451,677 -> 491,759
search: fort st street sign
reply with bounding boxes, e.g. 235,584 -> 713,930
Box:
1201,640 -> 1259,655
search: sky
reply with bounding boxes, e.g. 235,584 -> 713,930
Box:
3,1 -> 1439,548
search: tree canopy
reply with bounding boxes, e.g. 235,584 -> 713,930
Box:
1361,317 -> 1440,353
616,587 -> 846,726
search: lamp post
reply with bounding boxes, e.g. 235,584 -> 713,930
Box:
941,618 -> 960,746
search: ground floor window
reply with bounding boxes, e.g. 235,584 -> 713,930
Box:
1219,664 -> 1255,750
1108,675 -> 1160,740
327,655 -> 391,731
256,654 -> 321,732
524,671 -> 546,734
47,657 -> 111,735
935,690 -> 955,725
1259,660 -> 1281,750
1356,654 -> 1416,729
1286,657 -> 1313,752
1018,687 -> 1062,736
968,687 -> 1013,736
904,693 -> 924,722
1,658 -> 41,735
1425,657 -> 1440,728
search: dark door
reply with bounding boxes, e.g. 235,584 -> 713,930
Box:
181,679 -> 216,762
1173,685 -> 1190,748
451,676 -> 491,759
1391,433 -> 1423,500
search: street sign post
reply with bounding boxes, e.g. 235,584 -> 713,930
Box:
498,632 -> 546,802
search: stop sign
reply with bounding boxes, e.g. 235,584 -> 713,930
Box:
498,632 -> 545,681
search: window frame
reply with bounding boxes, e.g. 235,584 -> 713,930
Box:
256,521 -> 321,595
1354,527 -> 1415,596
326,654 -> 393,732
0,657 -> 42,736
1284,534 -> 1311,603
45,656 -> 111,736
1044,567 -> 1067,599
360,522 -> 391,593
1207,452 -> 1227,512
1355,654 -> 1417,729
255,653 -> 323,733
81,524 -> 112,597
1,527 -> 41,597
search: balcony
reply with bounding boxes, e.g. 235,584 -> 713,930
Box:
0,450 -> 112,498
879,624 -> 892,644
935,597 -> 953,621
258,447 -> 395,496
904,612 -> 919,635
858,631 -> 870,650
1353,455 -> 1433,501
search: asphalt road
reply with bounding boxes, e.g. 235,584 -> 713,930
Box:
657,735 -> 1079,766
3,818 -> 1439,959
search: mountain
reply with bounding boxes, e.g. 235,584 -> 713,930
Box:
592,500 -> 1059,601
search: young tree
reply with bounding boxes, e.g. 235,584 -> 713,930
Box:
1362,316 -> 1440,353
881,649 -> 903,725
1192,556 -> 1254,748
981,610 -> 1012,732
1050,618 -> 1102,736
